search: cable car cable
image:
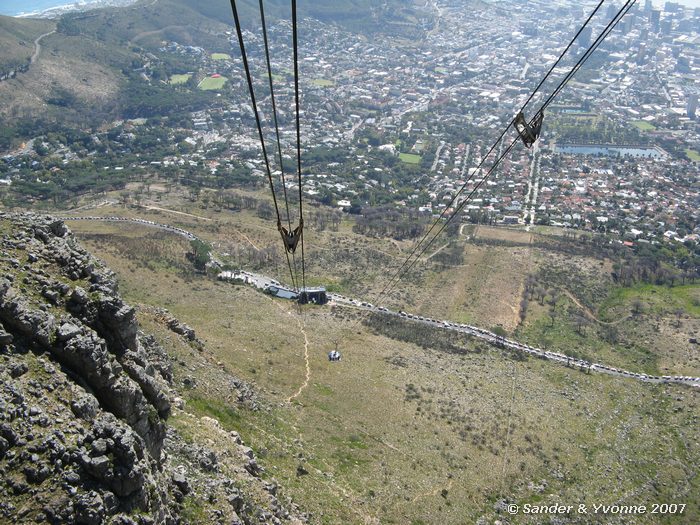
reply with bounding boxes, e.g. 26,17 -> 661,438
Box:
258,0 -> 300,292
292,0 -> 307,295
370,0 -> 610,306
378,0 -> 638,303
228,0 -> 297,290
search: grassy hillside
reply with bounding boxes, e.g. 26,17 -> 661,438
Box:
0,15 -> 54,67
55,193 -> 700,525
176,0 -> 429,35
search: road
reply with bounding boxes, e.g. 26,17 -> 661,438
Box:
431,141 -> 446,172
228,269 -> 699,390
31,29 -> 56,65
523,142 -> 540,229
326,294 -> 700,389
60,215 -> 198,241
459,144 -> 471,179
62,214 -> 700,390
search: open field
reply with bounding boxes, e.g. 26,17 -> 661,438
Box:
632,120 -> 656,131
65,210 -> 700,525
685,148 -> 700,162
311,78 -> 335,87
399,152 -> 421,164
170,73 -> 192,85
474,224 -> 533,244
411,241 -> 532,332
211,52 -> 232,60
198,76 -> 228,90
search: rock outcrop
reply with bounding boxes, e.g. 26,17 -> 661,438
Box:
0,213 -> 305,525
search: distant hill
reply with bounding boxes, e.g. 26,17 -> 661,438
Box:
0,0 -> 431,150
0,15 -> 54,74
178,0 -> 429,35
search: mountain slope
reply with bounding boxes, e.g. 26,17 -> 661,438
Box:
0,15 -> 55,78
0,0 -> 430,150
0,213 -> 305,525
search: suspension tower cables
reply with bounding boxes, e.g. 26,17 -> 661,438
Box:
258,0 -> 300,292
377,0 -> 638,304
228,0 -> 298,290
291,0 -> 307,294
539,0 -> 638,114
369,0 -> 609,306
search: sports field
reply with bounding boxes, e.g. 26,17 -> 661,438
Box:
198,76 -> 228,90
311,78 -> 334,87
399,152 -> 421,164
170,74 -> 191,85
632,120 -> 656,131
211,53 -> 232,60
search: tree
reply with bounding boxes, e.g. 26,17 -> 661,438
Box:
673,308 -> 684,328
535,286 -> 546,305
600,325 -> 619,344
188,239 -> 211,271
631,299 -> 645,317
573,314 -> 590,335
548,289 -> 560,307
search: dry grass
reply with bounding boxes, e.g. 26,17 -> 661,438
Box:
66,208 -> 700,525
474,224 -> 533,244
0,15 -> 54,65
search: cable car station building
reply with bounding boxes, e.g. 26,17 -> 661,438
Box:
299,287 -> 328,305
265,285 -> 328,305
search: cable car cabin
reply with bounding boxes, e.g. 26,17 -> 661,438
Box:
265,285 -> 299,301
328,350 -> 341,362
514,111 -> 544,148
298,287 -> 328,305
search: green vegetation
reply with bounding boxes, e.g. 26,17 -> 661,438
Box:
685,148 -> 700,162
632,120 -> 656,131
198,76 -> 228,90
211,53 -> 231,60
547,114 -> 649,145
311,78 -> 334,87
188,239 -> 212,270
399,152 -> 421,164
600,283 -> 700,318
121,75 -> 215,118
187,396 -> 242,430
169,73 -> 192,85
0,15 -> 54,74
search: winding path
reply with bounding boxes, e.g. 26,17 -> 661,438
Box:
30,29 -> 56,65
62,214 -> 700,390
286,313 -> 311,403
562,289 -> 629,326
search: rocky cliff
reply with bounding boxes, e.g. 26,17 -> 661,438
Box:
0,213 -> 304,524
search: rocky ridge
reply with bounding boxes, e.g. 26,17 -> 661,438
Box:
0,213 -> 304,524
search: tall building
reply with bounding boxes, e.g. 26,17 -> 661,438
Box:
644,0 -> 653,14
688,94 -> 698,119
677,55 -> 691,73
650,10 -> 661,33
578,26 -> 592,48
623,15 -> 635,34
637,43 -> 648,65
660,18 -> 673,36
